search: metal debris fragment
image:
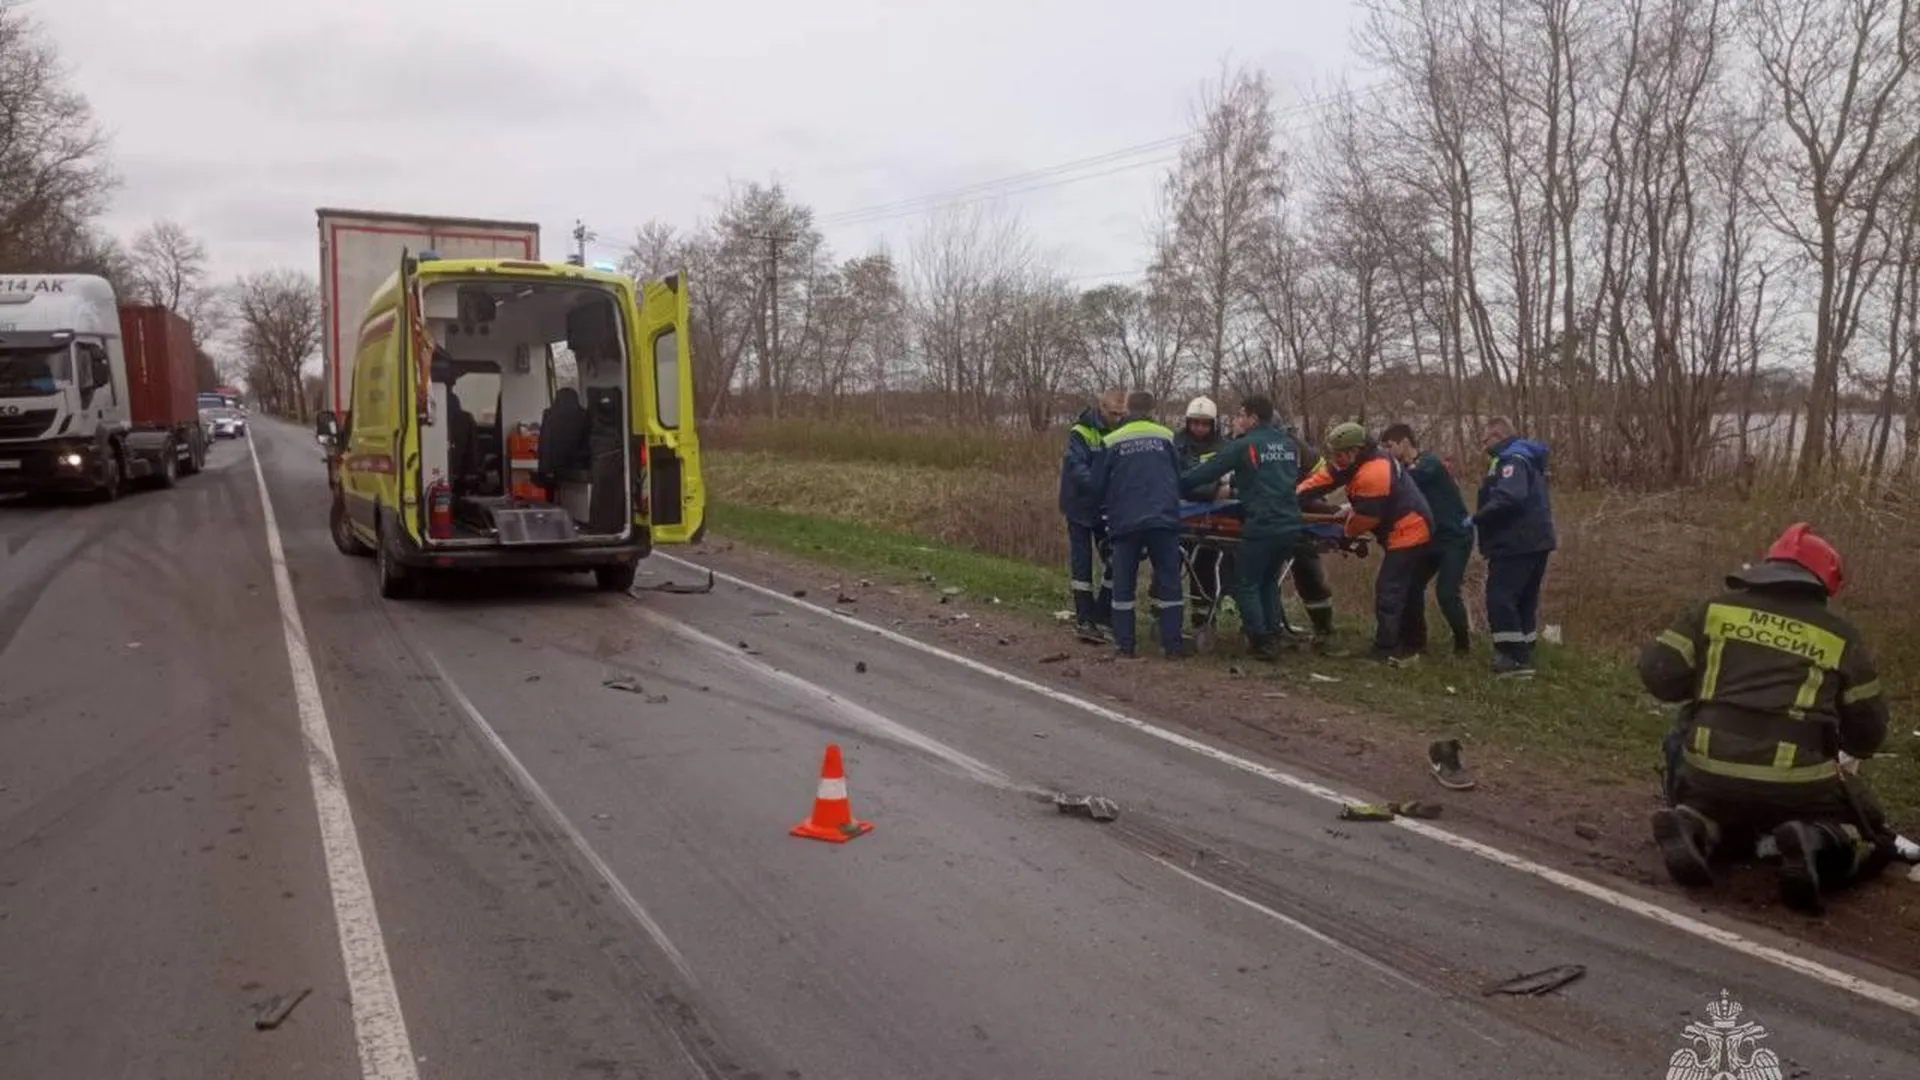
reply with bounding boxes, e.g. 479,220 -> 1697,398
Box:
1484,964 -> 1585,997
253,987 -> 312,1030
1054,794 -> 1120,822
601,676 -> 643,694
638,570 -> 715,594
1039,652 -> 1071,664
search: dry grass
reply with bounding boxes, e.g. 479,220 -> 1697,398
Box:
709,436 -> 1920,673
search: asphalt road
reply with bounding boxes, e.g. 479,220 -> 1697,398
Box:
2,417 -> 1918,1079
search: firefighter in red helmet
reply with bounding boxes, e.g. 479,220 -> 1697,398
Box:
1639,524 -> 1895,913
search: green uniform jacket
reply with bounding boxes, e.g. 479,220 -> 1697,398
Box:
1638,572 -> 1887,797
1179,422 -> 1303,540
1408,452 -> 1471,541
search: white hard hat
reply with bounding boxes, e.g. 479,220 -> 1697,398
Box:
1185,396 -> 1218,421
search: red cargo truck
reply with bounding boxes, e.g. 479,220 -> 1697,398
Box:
117,304 -> 207,487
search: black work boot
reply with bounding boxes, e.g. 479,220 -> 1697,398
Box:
1650,806 -> 1716,887
1772,821 -> 1827,915
1246,633 -> 1280,662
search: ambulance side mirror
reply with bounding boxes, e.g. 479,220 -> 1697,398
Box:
315,410 -> 339,446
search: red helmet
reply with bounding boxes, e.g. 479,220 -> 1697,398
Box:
1765,523 -> 1844,596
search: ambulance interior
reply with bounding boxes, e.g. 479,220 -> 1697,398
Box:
421,279 -> 631,542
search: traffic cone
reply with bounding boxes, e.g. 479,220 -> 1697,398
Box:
791,743 -> 873,843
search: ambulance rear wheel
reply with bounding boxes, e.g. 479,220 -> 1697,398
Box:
376,513 -> 416,600
595,563 -> 638,593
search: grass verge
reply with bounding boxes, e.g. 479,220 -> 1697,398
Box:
709,500 -> 1918,825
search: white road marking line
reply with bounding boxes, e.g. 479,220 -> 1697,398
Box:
655,552 -> 1920,1019
424,653 -> 697,986
246,434 -> 420,1080
633,606 -> 1018,792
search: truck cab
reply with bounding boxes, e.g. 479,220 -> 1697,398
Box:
0,275 -> 132,496
315,255 -> 704,598
0,275 -> 207,499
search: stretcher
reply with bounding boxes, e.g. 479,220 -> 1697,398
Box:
1177,500 -> 1372,653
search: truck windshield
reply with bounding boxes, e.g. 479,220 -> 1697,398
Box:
0,345 -> 72,396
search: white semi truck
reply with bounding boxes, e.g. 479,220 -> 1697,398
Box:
0,275 -> 206,499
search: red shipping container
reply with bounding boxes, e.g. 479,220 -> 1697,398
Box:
117,305 -> 199,427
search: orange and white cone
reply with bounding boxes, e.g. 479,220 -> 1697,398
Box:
791,743 -> 873,843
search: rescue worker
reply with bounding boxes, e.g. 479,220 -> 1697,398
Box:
1640,524 -> 1893,914
1174,396 -> 1230,630
1381,423 -> 1473,655
1282,421 -> 1338,646
1092,390 -> 1188,660
1059,391 -> 1125,643
1298,423 -> 1434,664
1473,416 -> 1556,679
1178,394 -> 1301,661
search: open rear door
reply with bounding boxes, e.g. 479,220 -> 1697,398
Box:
634,271 -> 704,543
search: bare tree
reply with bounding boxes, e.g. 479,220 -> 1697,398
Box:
1152,65 -> 1287,400
1077,282 -> 1189,403
0,1 -> 116,272
230,270 -> 322,420
908,203 -> 1032,422
1746,0 -> 1920,483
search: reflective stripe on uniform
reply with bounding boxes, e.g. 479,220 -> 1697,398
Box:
1070,580 -> 1093,593
1071,423 -> 1103,449
1491,631 -> 1527,644
1682,750 -> 1837,784
1151,598 -> 1182,610
1686,725 -> 1839,784
1112,601 -> 1136,611
1303,600 -> 1332,611
1843,679 -> 1881,704
1656,629 -> 1696,667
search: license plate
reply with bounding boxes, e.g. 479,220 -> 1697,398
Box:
0,460 -> 20,470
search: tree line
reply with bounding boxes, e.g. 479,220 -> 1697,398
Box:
622,0 -> 1919,490
0,1 -> 320,418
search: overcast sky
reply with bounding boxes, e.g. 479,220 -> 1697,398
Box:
35,0 -> 1360,285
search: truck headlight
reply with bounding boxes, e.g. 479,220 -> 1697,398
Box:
58,452 -> 83,468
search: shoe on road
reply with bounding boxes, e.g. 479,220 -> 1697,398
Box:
1427,739 -> 1477,791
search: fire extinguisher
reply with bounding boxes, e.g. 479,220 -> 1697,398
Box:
427,470 -> 453,540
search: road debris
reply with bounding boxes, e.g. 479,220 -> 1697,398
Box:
1428,739 -> 1478,791
1308,672 -> 1340,684
1339,801 -> 1442,822
524,674 -> 540,683
1053,610 -> 1075,623
1574,822 -> 1601,841
791,589 -> 808,598
644,694 -> 670,705
855,661 -> 868,674
1054,794 -> 1120,822
253,987 -> 312,1030
601,676 -> 643,694
1895,835 -> 1920,863
1039,652 -> 1071,664
836,593 -> 857,604
1484,964 -> 1585,997
1227,665 -> 1246,677
638,570 -> 715,594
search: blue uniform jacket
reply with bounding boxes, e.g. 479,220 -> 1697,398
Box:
1475,436 -> 1557,557
1057,406 -> 1106,527
1094,415 -> 1182,537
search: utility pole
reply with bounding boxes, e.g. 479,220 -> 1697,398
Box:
750,230 -> 795,419
569,220 -> 596,266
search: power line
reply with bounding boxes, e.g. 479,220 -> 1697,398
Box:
582,81 -> 1392,256
816,81 -> 1390,230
